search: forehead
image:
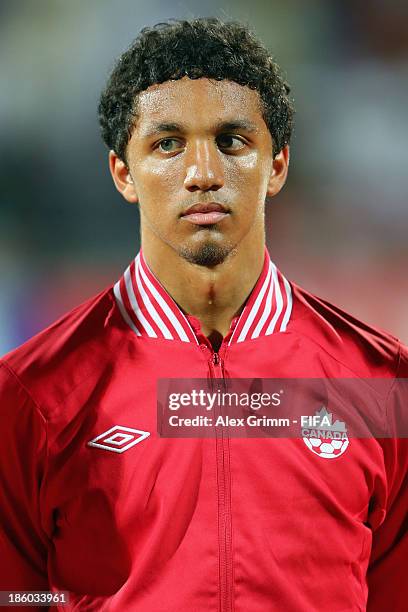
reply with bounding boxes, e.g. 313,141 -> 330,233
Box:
134,77 -> 265,132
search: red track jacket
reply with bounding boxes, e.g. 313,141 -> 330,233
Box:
0,249 -> 407,611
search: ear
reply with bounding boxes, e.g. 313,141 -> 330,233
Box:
266,145 -> 290,198
108,150 -> 138,204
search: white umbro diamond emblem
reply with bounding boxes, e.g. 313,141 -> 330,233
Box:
88,426 -> 150,453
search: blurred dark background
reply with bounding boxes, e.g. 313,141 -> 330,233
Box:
1,0 -> 407,354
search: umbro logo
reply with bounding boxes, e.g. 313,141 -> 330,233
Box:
88,425 -> 150,453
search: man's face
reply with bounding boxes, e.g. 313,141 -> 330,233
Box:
110,77 -> 288,266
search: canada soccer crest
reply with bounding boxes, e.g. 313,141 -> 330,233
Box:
302,407 -> 349,459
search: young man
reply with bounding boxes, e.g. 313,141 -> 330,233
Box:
0,18 -> 406,611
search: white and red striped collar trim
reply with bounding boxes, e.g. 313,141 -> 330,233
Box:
113,249 -> 292,345
113,252 -> 198,344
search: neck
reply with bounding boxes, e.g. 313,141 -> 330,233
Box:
141,234 -> 265,343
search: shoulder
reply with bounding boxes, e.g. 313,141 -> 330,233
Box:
0,286 -> 120,416
289,281 -> 405,378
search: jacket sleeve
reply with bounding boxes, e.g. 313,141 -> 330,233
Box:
0,361 -> 50,591
366,343 -> 408,611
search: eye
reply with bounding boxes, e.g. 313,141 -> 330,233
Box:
216,134 -> 246,151
157,138 -> 183,153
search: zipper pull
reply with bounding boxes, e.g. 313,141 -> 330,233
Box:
213,353 -> 219,365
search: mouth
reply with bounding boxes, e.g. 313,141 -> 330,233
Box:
180,202 -> 230,226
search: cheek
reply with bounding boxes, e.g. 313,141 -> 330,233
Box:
226,153 -> 271,195
134,160 -> 180,200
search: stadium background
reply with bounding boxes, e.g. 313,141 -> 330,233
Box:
1,0 -> 407,354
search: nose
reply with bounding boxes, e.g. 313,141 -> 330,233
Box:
183,140 -> 224,192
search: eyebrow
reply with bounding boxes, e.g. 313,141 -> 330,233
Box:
141,122 -> 186,138
140,119 -> 258,139
217,120 -> 258,133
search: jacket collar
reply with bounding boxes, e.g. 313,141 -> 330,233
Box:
113,248 -> 292,345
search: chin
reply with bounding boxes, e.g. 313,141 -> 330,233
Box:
179,241 -> 234,267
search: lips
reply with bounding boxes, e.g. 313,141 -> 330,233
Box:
181,202 -> 229,226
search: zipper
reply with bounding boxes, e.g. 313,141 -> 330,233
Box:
212,351 -> 222,374
208,350 -> 233,612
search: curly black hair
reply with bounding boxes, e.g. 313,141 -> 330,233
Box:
98,18 -> 295,163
